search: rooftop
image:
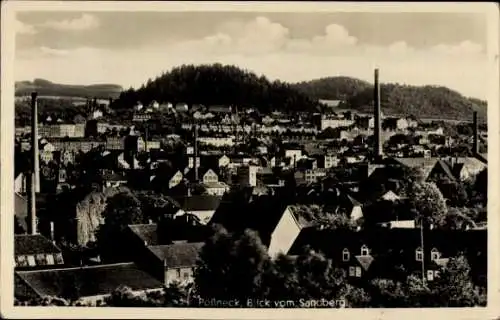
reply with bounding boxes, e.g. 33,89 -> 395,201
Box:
15,234 -> 61,256
147,242 -> 204,268
16,262 -> 163,299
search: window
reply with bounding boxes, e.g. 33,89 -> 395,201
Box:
427,270 -> 434,281
55,253 -> 64,264
35,254 -> 47,266
431,248 -> 440,261
46,254 -> 55,265
349,266 -> 355,277
183,272 -> 190,280
27,255 -> 36,266
360,245 -> 369,256
434,270 -> 441,279
415,247 -> 423,262
342,248 -> 350,262
16,255 -> 27,267
355,267 -> 362,277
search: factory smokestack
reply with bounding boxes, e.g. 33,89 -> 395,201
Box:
28,92 -> 39,234
374,69 -> 383,158
473,111 -> 479,155
193,122 -> 199,182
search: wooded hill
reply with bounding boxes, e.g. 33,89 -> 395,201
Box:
292,77 -> 487,120
114,64 -> 320,113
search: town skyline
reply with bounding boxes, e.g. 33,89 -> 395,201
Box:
15,11 -> 491,99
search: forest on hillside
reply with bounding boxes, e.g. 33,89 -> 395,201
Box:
16,65 -> 488,122
293,77 -> 487,120
113,64 -> 321,113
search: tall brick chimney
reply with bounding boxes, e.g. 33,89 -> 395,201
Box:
193,122 -> 199,182
473,111 -> 479,154
374,68 -> 383,158
27,92 -> 39,234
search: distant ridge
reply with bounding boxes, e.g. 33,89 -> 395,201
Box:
15,78 -> 123,99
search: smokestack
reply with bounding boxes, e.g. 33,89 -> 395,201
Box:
193,122 -> 198,182
50,221 -> 55,242
28,92 -> 39,235
374,68 -> 383,159
473,111 -> 479,155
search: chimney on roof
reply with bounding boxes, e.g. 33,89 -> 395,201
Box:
374,68 -> 383,159
473,111 -> 479,155
27,92 -> 39,235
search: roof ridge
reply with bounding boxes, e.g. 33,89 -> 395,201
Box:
16,262 -> 136,274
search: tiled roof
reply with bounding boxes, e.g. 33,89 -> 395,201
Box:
16,262 -> 163,299
147,242 -> 204,268
15,234 -> 61,256
128,224 -> 159,246
174,195 -> 222,212
394,157 -> 438,178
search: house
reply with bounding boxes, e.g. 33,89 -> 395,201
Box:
15,234 -> 65,269
322,188 -> 364,222
146,242 -> 204,286
208,105 -> 232,114
202,181 -> 230,196
15,262 -> 163,305
102,172 -> 127,188
184,167 -> 219,184
320,117 -> 355,131
450,157 -> 487,181
284,149 -> 303,166
288,228 -> 486,283
175,103 -> 189,113
294,168 -> 327,185
267,205 -> 316,257
174,195 -> 223,224
383,117 -> 409,131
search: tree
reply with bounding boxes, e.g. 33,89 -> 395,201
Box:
194,225 -> 272,303
407,181 -> 448,225
429,255 -> 486,307
97,191 -> 144,262
264,250 -> 370,307
101,191 -> 143,232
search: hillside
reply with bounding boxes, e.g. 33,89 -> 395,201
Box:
114,64 -> 320,113
293,77 -> 487,120
292,77 -> 372,101
15,79 -> 123,99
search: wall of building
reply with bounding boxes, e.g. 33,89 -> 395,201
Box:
268,208 -> 302,258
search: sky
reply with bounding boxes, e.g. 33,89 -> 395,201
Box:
14,11 -> 491,99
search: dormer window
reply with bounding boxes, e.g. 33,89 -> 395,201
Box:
415,247 -> 423,262
342,248 -> 350,261
431,248 -> 440,261
360,245 -> 369,256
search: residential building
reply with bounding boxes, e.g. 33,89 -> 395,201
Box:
15,263 -> 163,305
15,234 -> 64,269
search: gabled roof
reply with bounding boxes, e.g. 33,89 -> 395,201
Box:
16,262 -> 163,299
15,234 -> 62,256
147,242 -> 204,268
355,255 -> 375,271
434,159 -> 456,182
393,157 -> 439,179
128,224 -> 159,246
174,195 -> 222,212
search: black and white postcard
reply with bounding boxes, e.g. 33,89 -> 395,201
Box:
1,2 -> 499,319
